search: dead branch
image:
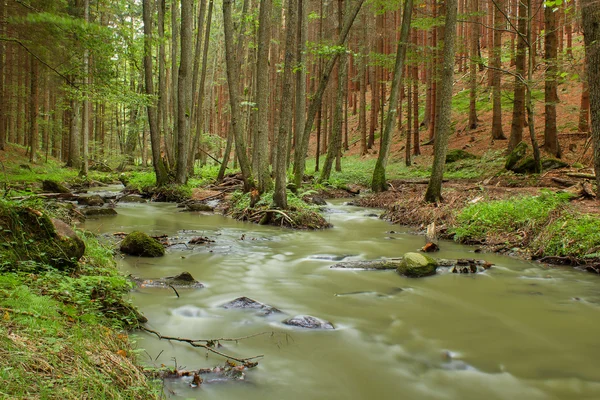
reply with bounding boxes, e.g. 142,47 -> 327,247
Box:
140,326 -> 273,363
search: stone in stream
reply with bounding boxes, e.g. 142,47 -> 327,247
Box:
131,271 -> 204,289
118,194 -> 147,203
397,252 -> 438,278
42,179 -> 70,194
330,259 -> 402,270
282,315 -> 334,330
120,231 -> 165,257
220,297 -> 281,316
82,206 -> 118,217
77,194 -> 105,207
184,202 -> 214,212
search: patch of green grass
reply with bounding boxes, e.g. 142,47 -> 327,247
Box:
532,213 -> 600,258
452,190 -> 573,243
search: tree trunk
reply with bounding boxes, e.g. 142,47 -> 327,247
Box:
526,0 -> 541,173
254,0 -> 272,194
175,0 -> 193,184
582,0 -> 600,196
143,0 -> 169,186
543,3 -> 561,157
80,0 -> 90,175
509,0 -> 527,152
293,0 -> 308,169
491,0 -> 506,140
468,0 -> 479,130
273,0 -> 298,209
371,0 -> 414,192
223,0 -> 254,191
29,54 -> 38,163
425,0 -> 458,203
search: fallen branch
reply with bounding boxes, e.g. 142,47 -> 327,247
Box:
140,326 -> 271,364
566,173 -> 596,179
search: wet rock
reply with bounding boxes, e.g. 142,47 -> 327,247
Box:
77,194 -> 105,207
42,179 -> 70,194
344,184 -> 361,195
188,236 -> 214,245
445,149 -> 478,164
120,231 -> 165,257
185,203 -> 214,212
331,259 -> 401,270
131,271 -> 204,289
283,315 -> 334,329
82,207 -> 118,217
118,194 -> 147,203
365,213 -> 379,218
541,158 -> 569,171
505,141 -> 529,171
220,297 -> 281,316
305,196 -> 327,206
397,252 -> 437,278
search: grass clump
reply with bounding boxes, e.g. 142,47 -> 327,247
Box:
452,191 -> 573,244
532,213 -> 600,259
229,189 -> 331,229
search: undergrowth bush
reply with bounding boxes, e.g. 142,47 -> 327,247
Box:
452,191 -> 573,244
532,213 -> 600,258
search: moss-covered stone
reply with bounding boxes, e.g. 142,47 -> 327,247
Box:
78,194 -> 105,207
120,231 -> 165,257
542,158 -> 569,171
505,142 -> 529,171
82,207 -> 118,217
42,180 -> 70,194
512,157 -> 569,174
118,195 -> 147,203
445,149 -> 478,164
397,252 -> 438,278
0,204 -> 85,270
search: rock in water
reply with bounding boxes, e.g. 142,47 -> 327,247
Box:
397,252 -> 438,278
118,195 -> 147,203
131,271 -> 204,289
77,194 -> 105,207
282,315 -> 334,329
82,207 -> 118,217
120,231 -> 165,257
220,297 -> 281,316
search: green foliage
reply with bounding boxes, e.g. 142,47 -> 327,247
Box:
532,213 -> 600,258
452,191 -> 573,243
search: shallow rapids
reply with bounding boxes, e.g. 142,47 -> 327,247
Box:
82,199 -> 600,400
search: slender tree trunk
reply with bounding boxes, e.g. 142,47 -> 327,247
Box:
143,0 -> 169,186
468,0 -> 479,130
491,0 -> 506,140
273,0 -> 298,208
526,0 -> 541,173
29,55 -> 38,163
509,0 -> 527,152
68,99 -> 81,169
171,0 -> 180,160
175,0 -> 193,183
579,80 -> 590,132
371,0 -> 414,192
217,123 -> 233,181
80,0 -> 90,174
582,0 -> 600,196
255,0 -> 273,193
543,4 -> 561,157
425,0 -> 458,203
0,0 -> 5,152
223,0 -> 254,191
293,0 -> 308,168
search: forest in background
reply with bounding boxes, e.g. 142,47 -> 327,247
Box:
0,0 -> 599,206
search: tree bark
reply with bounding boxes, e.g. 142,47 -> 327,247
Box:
508,0 -> 527,152
425,0 -> 458,203
29,54 -> 38,163
371,0 -> 414,192
582,0 -> 600,196
491,0 -> 506,140
273,0 -> 298,209
468,0 -> 479,130
543,3 -> 561,157
223,0 -> 254,191
176,0 -> 193,184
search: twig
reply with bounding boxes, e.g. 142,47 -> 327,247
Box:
168,285 -> 180,298
140,326 -> 268,363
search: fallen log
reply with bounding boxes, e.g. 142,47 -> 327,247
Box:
551,177 -> 576,187
331,257 -> 493,272
566,173 -> 596,179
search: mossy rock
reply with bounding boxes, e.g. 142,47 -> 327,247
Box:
82,207 -> 118,217
445,149 -> 478,164
120,231 -> 165,257
78,194 -> 105,207
513,157 -> 569,174
185,203 -> 213,212
397,252 -> 438,278
42,180 -> 70,194
542,158 -> 569,171
0,205 -> 85,270
118,195 -> 147,204
505,142 -> 529,171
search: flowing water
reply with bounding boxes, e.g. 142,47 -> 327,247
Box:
82,198 -> 600,400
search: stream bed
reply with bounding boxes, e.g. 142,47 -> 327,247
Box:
82,199 -> 600,400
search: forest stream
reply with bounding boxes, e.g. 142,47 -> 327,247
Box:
81,196 -> 600,400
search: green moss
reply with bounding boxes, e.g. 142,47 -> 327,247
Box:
445,149 -> 478,163
120,231 -> 165,257
397,252 -> 438,278
505,142 -> 529,171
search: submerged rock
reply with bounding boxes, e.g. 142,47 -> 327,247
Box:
283,315 -> 334,329
120,231 -> 165,257
77,194 -> 105,207
131,271 -> 204,289
82,207 -> 118,217
118,194 -> 147,203
397,252 -> 437,278
220,297 -> 281,316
